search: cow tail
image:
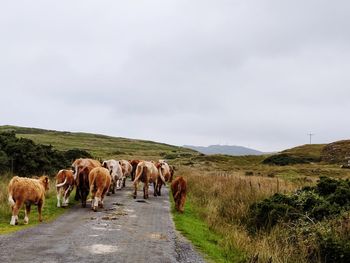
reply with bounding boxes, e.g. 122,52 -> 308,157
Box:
158,167 -> 166,184
133,165 -> 143,183
89,174 -> 96,194
8,193 -> 15,206
174,183 -> 181,200
56,177 -> 67,188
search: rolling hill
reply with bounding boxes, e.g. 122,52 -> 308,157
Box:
184,144 -> 264,156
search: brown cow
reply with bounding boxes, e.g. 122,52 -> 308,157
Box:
72,158 -> 101,207
129,159 -> 141,181
8,176 -> 50,225
89,167 -> 111,212
171,176 -> 187,213
56,169 -> 74,207
155,160 -> 171,196
133,161 -> 161,199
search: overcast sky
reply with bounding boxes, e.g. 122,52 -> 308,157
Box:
0,1 -> 349,152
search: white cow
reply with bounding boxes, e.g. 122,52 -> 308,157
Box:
102,159 -> 123,193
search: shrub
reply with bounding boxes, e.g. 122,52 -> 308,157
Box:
247,177 -> 350,233
262,153 -> 317,166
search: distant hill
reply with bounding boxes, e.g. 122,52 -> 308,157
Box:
183,144 -> 264,156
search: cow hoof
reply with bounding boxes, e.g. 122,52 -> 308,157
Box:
93,207 -> 97,212
82,204 -> 86,208
107,193 -> 110,196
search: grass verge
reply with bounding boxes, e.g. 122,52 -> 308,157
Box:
171,192 -> 246,263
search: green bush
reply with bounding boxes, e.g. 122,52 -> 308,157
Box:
247,177 -> 350,233
262,153 -> 318,166
318,234 -> 350,263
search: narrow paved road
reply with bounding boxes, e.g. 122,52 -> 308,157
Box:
0,181 -> 205,263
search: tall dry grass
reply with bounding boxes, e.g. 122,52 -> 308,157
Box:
179,166 -> 315,263
0,174 -> 12,219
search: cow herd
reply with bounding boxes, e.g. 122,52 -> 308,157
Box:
7,158 -> 187,226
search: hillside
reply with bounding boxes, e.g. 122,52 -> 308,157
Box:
184,144 -> 264,156
281,144 -> 326,160
0,125 -> 199,162
321,140 -> 350,164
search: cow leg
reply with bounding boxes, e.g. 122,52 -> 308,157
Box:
144,180 -> 149,199
74,189 -> 81,201
56,188 -> 61,208
117,179 -> 122,190
133,180 -> 138,199
37,200 -> 43,222
97,188 -> 104,208
10,200 -> 22,225
63,186 -> 72,207
113,180 -> 117,193
91,190 -> 96,211
81,190 -> 87,208
179,194 -> 186,213
157,182 -> 162,196
24,203 -> 31,224
122,176 -> 126,187
101,188 -> 108,208
153,182 -> 157,196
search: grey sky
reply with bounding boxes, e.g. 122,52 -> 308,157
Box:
1,1 -> 349,152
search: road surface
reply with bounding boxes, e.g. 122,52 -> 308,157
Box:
0,181 -> 205,263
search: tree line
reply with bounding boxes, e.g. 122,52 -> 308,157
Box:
0,131 -> 92,176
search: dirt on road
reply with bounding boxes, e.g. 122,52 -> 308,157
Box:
0,181 -> 205,263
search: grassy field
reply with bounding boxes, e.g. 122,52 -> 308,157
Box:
1,125 -> 350,262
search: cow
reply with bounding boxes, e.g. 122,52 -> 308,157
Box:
89,167 -> 111,212
72,158 -> 101,208
55,169 -> 74,207
171,176 -> 187,213
8,176 -> 50,225
129,159 -> 141,181
133,161 -> 164,199
120,160 -> 132,187
102,159 -> 123,194
155,160 -> 172,196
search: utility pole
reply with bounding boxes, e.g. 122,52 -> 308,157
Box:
308,133 -> 315,144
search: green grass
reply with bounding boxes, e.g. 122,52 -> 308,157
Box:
171,193 -> 246,263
